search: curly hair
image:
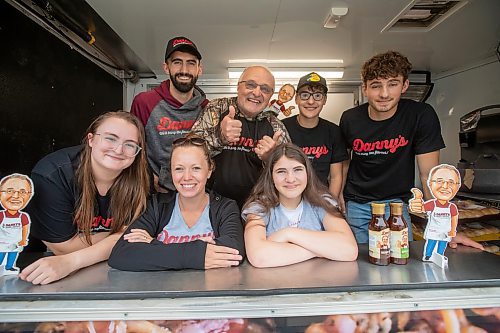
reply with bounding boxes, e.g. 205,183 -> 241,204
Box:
361,51 -> 412,84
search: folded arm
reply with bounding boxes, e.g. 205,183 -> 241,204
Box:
244,215 -> 316,268
20,231 -> 123,285
108,205 -> 208,271
268,212 -> 358,261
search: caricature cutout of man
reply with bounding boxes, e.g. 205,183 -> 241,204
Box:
409,164 -> 460,267
0,174 -> 34,275
269,84 -> 295,117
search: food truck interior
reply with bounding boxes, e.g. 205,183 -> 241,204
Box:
0,0 -> 499,331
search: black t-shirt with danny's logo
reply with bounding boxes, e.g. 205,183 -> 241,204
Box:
28,146 -> 112,244
212,112 -> 275,208
283,116 -> 348,186
340,99 -> 445,203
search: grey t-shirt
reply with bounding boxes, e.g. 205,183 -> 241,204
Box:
242,199 -> 331,237
156,194 -> 214,244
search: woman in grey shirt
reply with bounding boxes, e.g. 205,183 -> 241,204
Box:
109,134 -> 244,270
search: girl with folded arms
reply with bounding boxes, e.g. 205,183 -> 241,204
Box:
242,143 -> 357,268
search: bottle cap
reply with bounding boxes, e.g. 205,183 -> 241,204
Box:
371,202 -> 386,215
390,202 -> 403,215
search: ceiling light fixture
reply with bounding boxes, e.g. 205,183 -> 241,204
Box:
228,59 -> 344,65
228,68 -> 344,80
323,7 -> 349,29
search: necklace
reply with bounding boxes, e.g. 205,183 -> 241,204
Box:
288,211 -> 302,228
280,201 -> 304,228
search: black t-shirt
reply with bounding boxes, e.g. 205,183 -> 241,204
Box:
283,116 -> 348,185
211,113 -> 275,208
339,99 -> 445,203
27,146 -> 112,243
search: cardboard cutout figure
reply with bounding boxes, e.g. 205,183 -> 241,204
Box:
268,83 -> 295,117
0,173 -> 34,275
409,164 -> 461,268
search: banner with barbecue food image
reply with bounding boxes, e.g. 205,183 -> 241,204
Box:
2,308 -> 499,333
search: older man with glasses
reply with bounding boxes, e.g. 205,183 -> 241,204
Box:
409,164 -> 461,261
192,66 -> 290,208
0,174 -> 34,274
282,72 -> 348,202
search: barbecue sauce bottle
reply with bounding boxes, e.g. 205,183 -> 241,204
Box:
389,202 -> 409,265
368,202 -> 390,265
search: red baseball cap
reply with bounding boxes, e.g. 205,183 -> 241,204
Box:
165,36 -> 202,61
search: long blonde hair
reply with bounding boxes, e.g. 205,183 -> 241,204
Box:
75,111 -> 150,244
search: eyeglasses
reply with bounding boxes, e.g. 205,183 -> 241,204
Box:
94,133 -> 142,157
0,189 -> 31,196
298,91 -> 325,101
238,80 -> 274,95
430,179 -> 459,187
172,136 -> 207,146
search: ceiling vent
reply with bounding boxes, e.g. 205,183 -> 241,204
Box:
402,71 -> 434,102
381,0 -> 468,32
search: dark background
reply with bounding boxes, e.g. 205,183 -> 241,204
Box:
0,0 -> 123,178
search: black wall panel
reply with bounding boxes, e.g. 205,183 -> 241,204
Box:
0,1 -> 123,177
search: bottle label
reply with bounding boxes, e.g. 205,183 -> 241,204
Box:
369,228 -> 390,259
390,228 -> 409,259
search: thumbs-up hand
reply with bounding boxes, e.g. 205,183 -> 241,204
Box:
220,106 -> 242,143
255,130 -> 283,161
283,106 -> 295,117
409,188 -> 425,213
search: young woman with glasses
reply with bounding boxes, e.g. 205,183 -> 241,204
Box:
242,143 -> 357,268
20,111 -> 150,284
109,133 -> 244,271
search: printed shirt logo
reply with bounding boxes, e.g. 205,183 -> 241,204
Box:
2,222 -> 22,228
172,38 -> 193,47
432,212 -> 451,218
157,230 -> 214,244
301,145 -> 329,159
224,136 -> 257,153
308,73 -> 321,82
91,216 -> 113,232
352,135 -> 408,155
157,117 -> 195,132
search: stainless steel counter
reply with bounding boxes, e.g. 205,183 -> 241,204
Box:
1,242 -> 499,322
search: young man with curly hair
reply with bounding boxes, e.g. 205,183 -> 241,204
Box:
340,51 -> 432,243
339,51 -> 481,250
